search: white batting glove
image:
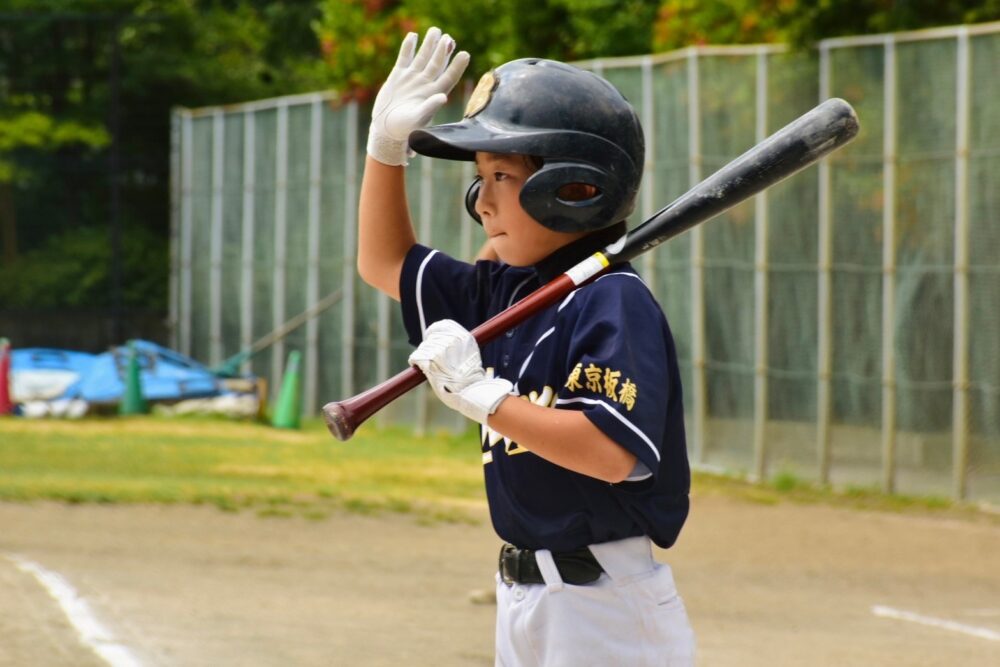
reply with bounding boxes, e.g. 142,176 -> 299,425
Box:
408,319 -> 513,424
367,27 -> 470,166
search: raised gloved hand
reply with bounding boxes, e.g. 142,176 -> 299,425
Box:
367,27 -> 470,166
408,319 -> 513,424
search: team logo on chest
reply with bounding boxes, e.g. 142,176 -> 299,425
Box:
565,362 -> 638,411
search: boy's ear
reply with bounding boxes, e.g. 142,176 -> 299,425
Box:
465,176 -> 483,224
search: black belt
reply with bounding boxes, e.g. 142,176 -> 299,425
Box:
498,543 -> 604,586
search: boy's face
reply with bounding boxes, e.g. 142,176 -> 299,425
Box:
474,152 -> 587,266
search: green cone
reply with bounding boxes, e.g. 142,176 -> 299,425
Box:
119,341 -> 149,415
271,350 -> 302,429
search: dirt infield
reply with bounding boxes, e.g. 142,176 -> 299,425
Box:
1,496 -> 998,666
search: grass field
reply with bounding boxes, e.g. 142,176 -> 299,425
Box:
0,415 -> 990,523
0,416 -> 485,521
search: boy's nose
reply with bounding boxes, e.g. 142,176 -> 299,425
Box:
475,182 -> 494,218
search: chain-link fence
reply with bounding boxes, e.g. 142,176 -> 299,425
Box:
171,22 -> 1000,503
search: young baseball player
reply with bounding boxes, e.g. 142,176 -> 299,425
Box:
358,27 -> 695,666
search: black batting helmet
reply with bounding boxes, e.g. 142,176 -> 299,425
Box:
409,58 -> 644,233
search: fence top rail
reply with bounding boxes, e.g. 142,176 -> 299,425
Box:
173,90 -> 344,119
573,44 -> 787,70
819,20 -> 1000,49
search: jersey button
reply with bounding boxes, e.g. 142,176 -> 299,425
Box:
513,587 -> 525,601
505,329 -> 514,338
502,354 -> 510,368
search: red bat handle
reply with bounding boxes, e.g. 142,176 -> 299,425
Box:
322,274 -> 579,440
322,366 -> 426,440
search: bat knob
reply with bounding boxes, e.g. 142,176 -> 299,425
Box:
322,402 -> 355,441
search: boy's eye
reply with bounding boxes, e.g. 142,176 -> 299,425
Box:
493,172 -> 508,182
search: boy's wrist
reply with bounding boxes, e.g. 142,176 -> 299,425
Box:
367,130 -> 411,167
456,378 -> 513,424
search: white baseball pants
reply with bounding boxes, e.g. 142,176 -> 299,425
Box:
494,536 -> 695,666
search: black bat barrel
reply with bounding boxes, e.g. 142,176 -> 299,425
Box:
608,98 -> 860,265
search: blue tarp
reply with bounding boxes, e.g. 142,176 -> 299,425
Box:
12,340 -> 222,404
11,347 -> 97,376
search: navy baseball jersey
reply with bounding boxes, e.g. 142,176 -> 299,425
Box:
400,226 -> 690,552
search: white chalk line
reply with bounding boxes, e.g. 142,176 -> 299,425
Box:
872,604 -> 1000,642
6,554 -> 144,667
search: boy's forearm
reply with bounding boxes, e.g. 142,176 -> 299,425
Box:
355,28 -> 467,299
357,156 -> 417,300
487,398 -> 637,483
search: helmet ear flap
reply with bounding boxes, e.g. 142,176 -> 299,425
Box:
465,176 -> 483,225
520,162 -> 629,233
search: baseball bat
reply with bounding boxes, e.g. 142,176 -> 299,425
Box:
323,97 -> 860,441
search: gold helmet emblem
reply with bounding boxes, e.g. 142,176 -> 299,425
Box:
464,70 -> 497,118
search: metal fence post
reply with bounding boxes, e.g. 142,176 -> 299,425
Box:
209,110 -> 225,366
881,36 -> 898,494
271,101 -> 289,394
304,98 -> 323,415
687,48 -> 707,465
240,110 -> 256,375
816,45 -> 834,484
180,111 -> 194,357
752,48 -> 770,481
640,56 -> 657,286
952,28 -> 971,500
342,102 -> 359,400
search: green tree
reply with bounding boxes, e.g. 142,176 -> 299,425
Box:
652,0 -> 796,51
0,224 -> 167,308
782,0 -> 1000,46
313,0 -> 419,101
0,111 -> 110,263
0,1 -> 325,308
313,0 -> 661,97
651,0 -> 1000,51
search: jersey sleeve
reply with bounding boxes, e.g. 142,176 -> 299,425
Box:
398,244 -> 498,346
555,273 -> 675,481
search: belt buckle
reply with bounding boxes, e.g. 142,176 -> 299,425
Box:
499,544 -> 518,585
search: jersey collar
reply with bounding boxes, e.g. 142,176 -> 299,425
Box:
533,221 -> 628,284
